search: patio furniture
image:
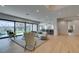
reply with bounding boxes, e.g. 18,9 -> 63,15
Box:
7,30 -> 16,40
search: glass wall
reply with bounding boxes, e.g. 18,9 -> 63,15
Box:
38,23 -> 54,32
0,19 -> 38,38
0,20 -> 14,38
33,24 -> 37,31
15,22 -> 25,35
26,23 -> 32,33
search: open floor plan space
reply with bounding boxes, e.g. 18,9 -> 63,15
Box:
1,5 -> 79,53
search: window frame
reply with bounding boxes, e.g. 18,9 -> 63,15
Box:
0,18 -> 38,39
15,22 -> 26,35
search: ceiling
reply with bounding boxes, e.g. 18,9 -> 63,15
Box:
45,5 -> 68,11
0,5 -> 69,23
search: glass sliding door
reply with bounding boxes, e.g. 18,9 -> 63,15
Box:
15,22 -> 25,35
0,20 -> 14,38
33,24 -> 37,32
26,23 -> 32,33
0,19 -> 38,38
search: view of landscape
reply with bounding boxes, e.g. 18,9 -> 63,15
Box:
0,20 -> 14,38
16,22 -> 25,35
0,20 -> 38,38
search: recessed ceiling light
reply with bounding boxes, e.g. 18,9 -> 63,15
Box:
36,9 -> 39,13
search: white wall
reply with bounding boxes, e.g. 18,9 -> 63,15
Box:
57,19 -> 79,36
50,6 -> 79,36
73,20 -> 79,35
57,20 -> 68,35
53,18 -> 58,35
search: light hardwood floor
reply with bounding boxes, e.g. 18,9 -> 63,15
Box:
1,35 -> 79,53
33,35 -> 79,53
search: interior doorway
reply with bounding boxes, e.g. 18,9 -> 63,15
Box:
57,17 -> 79,36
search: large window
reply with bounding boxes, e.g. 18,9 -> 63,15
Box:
33,24 -> 37,31
0,19 -> 38,38
0,20 -> 14,38
26,23 -> 32,32
15,22 -> 25,35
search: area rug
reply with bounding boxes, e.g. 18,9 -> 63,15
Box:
11,36 -> 46,49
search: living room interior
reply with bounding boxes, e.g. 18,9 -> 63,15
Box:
0,5 -> 79,53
